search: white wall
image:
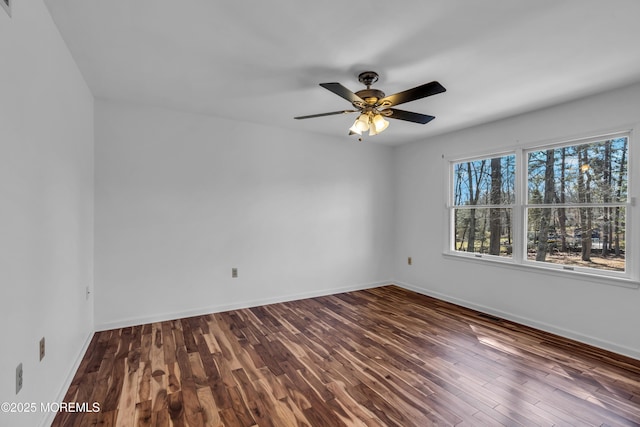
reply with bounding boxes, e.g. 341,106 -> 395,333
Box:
94,99 -> 394,329
0,1 -> 94,426
2,5 -> 637,427
393,82 -> 640,359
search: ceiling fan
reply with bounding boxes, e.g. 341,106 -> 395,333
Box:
294,71 -> 446,139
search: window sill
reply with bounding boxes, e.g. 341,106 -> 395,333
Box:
442,252 -> 640,289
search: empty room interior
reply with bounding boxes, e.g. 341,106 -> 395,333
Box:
2,1 -> 640,426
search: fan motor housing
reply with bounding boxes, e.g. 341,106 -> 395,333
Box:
354,88 -> 386,106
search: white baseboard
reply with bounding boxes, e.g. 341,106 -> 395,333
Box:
394,281 -> 640,361
95,280 -> 393,331
39,331 -> 95,427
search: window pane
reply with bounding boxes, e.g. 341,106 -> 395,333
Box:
454,208 -> 513,257
527,137 -> 628,204
453,155 -> 515,206
526,206 -> 625,272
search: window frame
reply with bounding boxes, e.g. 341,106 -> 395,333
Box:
448,151 -> 517,261
445,130 -> 638,287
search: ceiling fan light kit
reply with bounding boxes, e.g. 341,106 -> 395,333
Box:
294,71 -> 445,140
349,112 -> 389,137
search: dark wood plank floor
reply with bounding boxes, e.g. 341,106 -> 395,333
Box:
52,285 -> 640,426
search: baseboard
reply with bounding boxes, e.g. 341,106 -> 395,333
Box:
394,280 -> 640,361
39,330 -> 95,427
95,280 -> 393,331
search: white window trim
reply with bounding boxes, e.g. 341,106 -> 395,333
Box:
443,130 -> 639,288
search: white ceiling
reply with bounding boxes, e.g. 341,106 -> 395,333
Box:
44,0 -> 640,145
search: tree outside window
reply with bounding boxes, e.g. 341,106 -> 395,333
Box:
450,133 -> 630,278
452,154 -> 515,257
526,137 -> 628,272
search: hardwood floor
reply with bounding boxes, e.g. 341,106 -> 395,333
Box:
52,285 -> 640,426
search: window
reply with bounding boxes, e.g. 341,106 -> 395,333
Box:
452,154 -> 515,257
448,132 -> 633,282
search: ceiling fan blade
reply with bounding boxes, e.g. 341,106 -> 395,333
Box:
378,81 -> 446,107
385,108 -> 435,124
294,110 -> 357,120
319,83 -> 365,105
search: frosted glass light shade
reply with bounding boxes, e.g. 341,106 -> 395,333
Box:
355,114 -> 370,132
372,114 -> 389,133
349,123 -> 362,135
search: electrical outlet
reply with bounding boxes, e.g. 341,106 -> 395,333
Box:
408,256 -> 412,265
40,337 -> 45,361
16,363 -> 23,394
232,268 -> 238,278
